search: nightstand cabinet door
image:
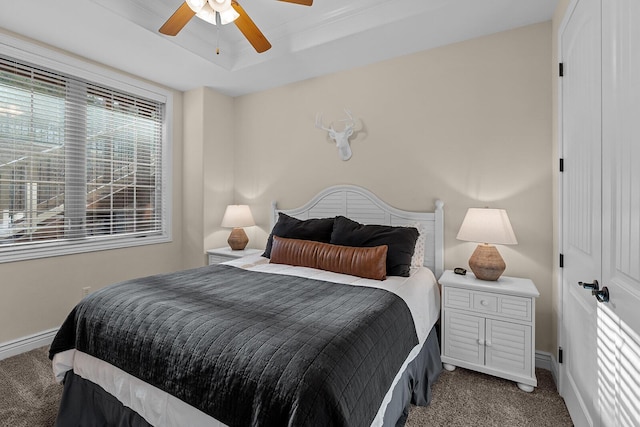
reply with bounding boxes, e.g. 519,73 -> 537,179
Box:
485,319 -> 532,378
443,311 -> 485,366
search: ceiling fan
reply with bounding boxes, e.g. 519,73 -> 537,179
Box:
159,0 -> 313,53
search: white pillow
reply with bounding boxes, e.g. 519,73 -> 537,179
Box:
410,222 -> 426,268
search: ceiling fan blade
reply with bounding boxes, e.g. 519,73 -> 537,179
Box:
278,0 -> 313,5
159,2 -> 196,36
231,1 -> 272,53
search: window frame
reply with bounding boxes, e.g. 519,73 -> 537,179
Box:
0,33 -> 173,263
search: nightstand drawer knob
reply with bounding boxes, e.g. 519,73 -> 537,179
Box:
480,300 -> 489,306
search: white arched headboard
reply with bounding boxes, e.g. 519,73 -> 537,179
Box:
271,185 -> 444,278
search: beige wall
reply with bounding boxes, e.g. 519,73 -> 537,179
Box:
182,89 -> 206,269
202,89 -> 236,258
182,87 -> 236,268
231,22 -> 555,353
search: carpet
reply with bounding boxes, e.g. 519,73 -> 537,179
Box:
0,347 -> 573,426
406,367 -> 574,426
0,347 -> 61,427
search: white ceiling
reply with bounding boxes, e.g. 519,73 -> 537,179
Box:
1,0 -> 558,97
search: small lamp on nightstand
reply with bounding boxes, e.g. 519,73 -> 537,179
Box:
221,205 -> 255,251
456,207 -> 517,281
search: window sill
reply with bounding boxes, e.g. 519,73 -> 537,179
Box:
0,233 -> 172,263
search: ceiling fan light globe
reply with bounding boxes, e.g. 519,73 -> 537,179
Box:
208,0 -> 232,12
185,0 -> 208,13
195,6 -> 218,25
219,8 -> 240,24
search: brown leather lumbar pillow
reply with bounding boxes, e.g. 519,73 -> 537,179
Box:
270,236 -> 387,280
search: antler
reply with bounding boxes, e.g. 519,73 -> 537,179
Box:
316,109 -> 356,132
315,113 -> 333,132
339,108 -> 355,131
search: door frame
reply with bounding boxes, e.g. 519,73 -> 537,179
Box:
556,0 -> 577,394
556,1 -> 597,425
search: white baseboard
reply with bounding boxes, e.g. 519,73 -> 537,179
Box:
535,350 -> 559,389
0,328 -> 59,361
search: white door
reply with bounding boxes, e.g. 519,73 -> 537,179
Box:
600,0 -> 640,424
562,0 -> 640,426
560,0 -> 602,425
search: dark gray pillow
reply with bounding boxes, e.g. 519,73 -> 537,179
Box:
330,216 -> 419,277
262,213 -> 335,258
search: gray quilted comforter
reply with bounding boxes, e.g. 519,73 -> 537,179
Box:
50,264 -> 419,427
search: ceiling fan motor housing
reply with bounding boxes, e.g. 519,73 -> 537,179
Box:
186,0 -> 238,25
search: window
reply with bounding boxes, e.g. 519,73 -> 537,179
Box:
0,50 -> 170,262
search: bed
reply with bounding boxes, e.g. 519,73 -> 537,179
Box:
49,184 -> 444,427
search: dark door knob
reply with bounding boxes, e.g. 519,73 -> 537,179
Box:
579,280 -> 599,290
592,287 -> 610,303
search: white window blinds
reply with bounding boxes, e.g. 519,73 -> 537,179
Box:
0,54 -> 167,259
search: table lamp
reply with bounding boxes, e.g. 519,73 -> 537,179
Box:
456,207 -> 517,281
221,205 -> 255,250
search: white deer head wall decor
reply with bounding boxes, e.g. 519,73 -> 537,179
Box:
315,109 -> 357,161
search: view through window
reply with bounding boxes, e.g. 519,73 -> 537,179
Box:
0,54 -> 167,259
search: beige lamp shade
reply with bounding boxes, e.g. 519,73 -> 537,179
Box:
456,208 -> 517,281
456,208 -> 517,245
221,205 -> 255,250
221,205 -> 255,228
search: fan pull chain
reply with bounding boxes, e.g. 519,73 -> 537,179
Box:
216,11 -> 221,55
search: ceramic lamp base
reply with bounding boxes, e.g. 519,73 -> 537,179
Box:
227,227 -> 249,251
468,244 -> 506,281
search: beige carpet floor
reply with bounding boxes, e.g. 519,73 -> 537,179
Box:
0,347 -> 573,426
406,367 -> 573,426
0,347 -> 61,427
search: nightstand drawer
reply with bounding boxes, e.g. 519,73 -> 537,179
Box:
444,288 -> 532,321
208,254 -> 233,265
207,248 -> 263,265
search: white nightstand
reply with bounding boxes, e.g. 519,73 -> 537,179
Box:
439,269 -> 540,392
206,247 -> 263,265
